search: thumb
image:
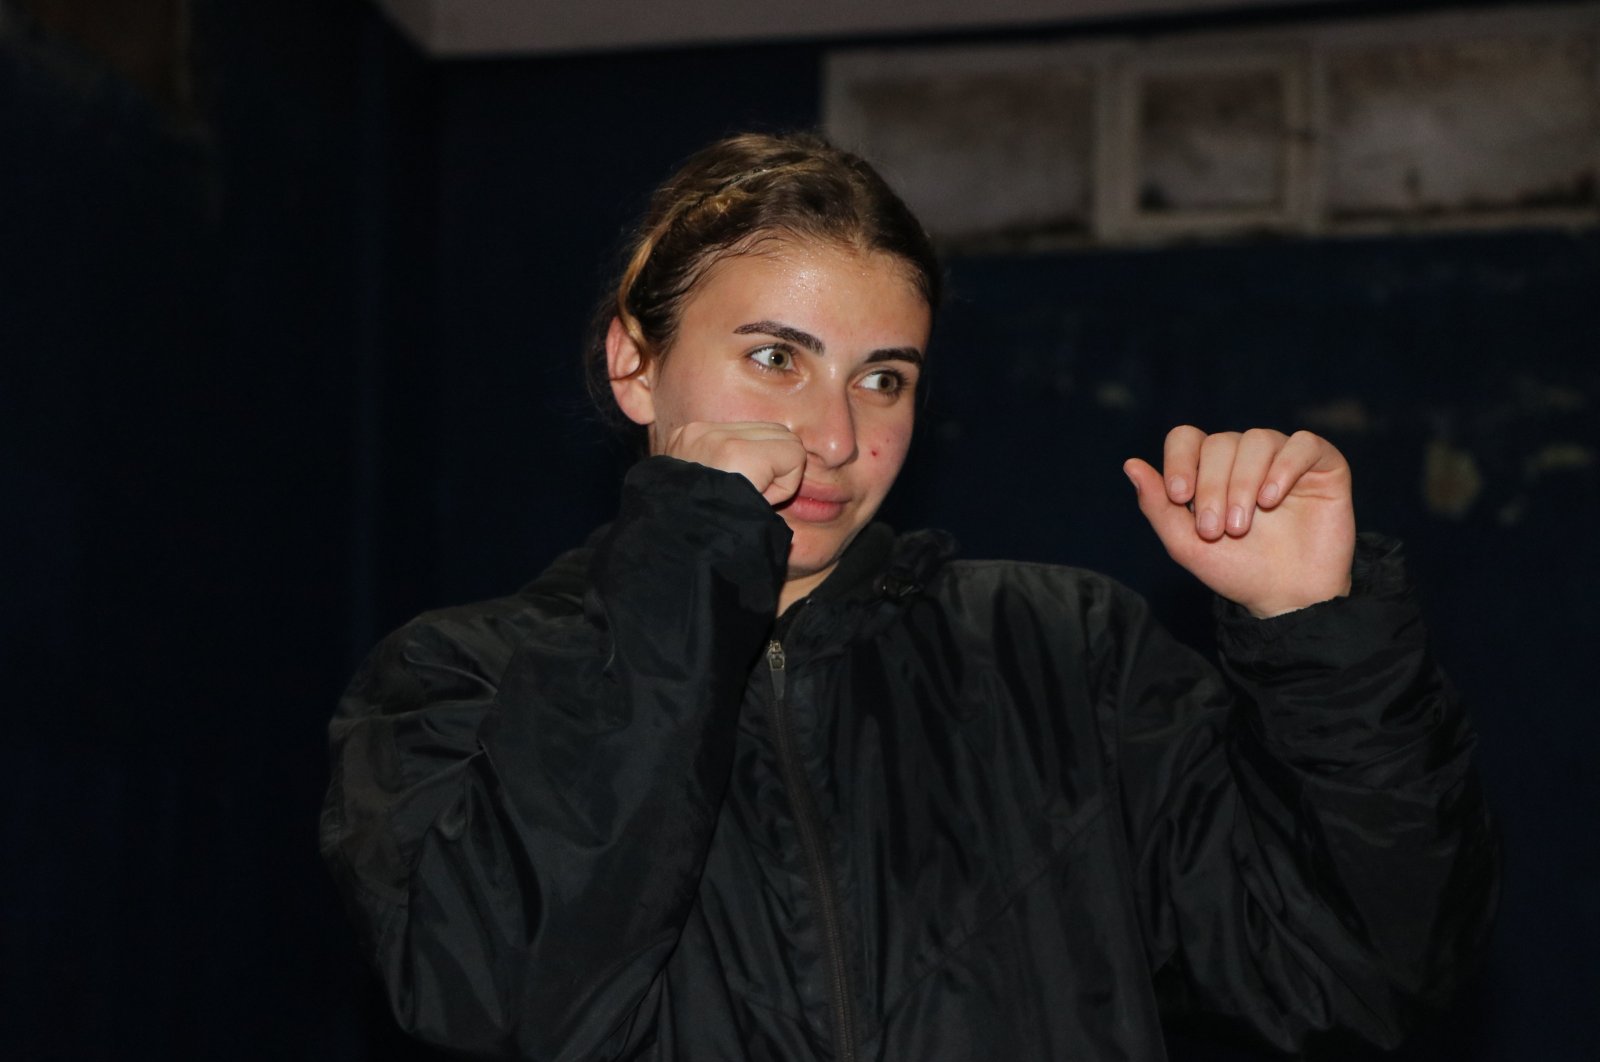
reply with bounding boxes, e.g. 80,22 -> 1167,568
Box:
761,444 -> 807,506
1123,458 -> 1192,549
762,464 -> 804,506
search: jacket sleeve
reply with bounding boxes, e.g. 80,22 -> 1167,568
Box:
319,458 -> 788,1059
1099,533 -> 1499,1054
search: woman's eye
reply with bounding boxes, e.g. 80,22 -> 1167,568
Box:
860,369 -> 907,395
749,346 -> 794,371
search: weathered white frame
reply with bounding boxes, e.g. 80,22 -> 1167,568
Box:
822,2 -> 1600,247
1096,43 -> 1315,241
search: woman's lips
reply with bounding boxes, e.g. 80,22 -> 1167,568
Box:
781,490 -> 848,523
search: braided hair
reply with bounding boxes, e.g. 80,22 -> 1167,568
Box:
586,131 -> 941,448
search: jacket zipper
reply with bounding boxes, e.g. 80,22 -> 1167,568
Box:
767,638 -> 857,1062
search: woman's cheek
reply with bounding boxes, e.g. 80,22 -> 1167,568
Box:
861,424 -> 912,474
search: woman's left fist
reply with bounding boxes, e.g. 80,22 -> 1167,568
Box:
1124,427 -> 1356,618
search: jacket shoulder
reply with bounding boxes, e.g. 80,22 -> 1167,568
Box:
339,547 -> 595,719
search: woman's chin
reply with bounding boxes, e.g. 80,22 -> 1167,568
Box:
783,529 -> 856,588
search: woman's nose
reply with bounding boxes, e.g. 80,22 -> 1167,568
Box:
792,389 -> 858,469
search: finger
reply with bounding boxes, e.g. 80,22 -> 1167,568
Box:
724,433 -> 804,503
1124,456 -> 1161,500
1161,425 -> 1205,504
1124,457 -> 1198,553
673,422 -> 800,458
760,438 -> 807,505
1261,430 -> 1331,506
691,421 -> 797,446
1192,432 -> 1240,541
716,421 -> 795,435
664,422 -> 807,503
1126,457 -> 1190,534
663,422 -> 744,457
1225,428 -> 1286,535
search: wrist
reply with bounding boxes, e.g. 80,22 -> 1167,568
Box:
1243,575 -> 1354,619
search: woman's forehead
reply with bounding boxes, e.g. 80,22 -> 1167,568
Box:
691,236 -> 927,310
666,249 -> 932,370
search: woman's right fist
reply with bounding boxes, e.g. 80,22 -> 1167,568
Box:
659,422 -> 808,506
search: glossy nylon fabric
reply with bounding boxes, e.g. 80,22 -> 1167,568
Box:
321,457 -> 1498,1061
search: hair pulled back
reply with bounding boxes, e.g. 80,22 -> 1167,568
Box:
587,131 -> 941,441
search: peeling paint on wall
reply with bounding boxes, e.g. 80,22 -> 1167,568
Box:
1514,375 -> 1587,414
1423,438 -> 1483,518
1326,34 -> 1599,220
1095,381 -> 1137,410
1296,397 -> 1372,434
1488,443 -> 1596,526
1410,367 -> 1598,528
828,6 -> 1600,246
1137,69 -> 1288,213
1524,442 -> 1596,479
835,64 -> 1094,243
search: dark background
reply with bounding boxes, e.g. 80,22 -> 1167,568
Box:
2,0 -> 1594,1058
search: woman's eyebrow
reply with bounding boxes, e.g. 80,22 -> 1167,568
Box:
734,320 -> 824,354
865,347 -> 924,367
733,321 -> 922,366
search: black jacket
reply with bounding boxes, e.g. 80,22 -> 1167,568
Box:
321,458 -> 1497,1061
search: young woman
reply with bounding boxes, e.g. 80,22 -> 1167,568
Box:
321,133 -> 1496,1061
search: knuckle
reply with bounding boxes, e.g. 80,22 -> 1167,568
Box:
1166,424 -> 1202,446
1198,431 -> 1239,459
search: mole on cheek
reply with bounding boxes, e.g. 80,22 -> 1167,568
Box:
870,448 -> 879,458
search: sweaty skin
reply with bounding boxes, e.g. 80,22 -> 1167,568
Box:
607,240 -> 929,614
609,237 -> 1356,618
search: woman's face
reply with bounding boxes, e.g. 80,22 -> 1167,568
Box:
618,239 -> 931,602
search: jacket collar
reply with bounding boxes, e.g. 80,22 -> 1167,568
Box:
524,519 -> 956,643
776,522 -> 956,651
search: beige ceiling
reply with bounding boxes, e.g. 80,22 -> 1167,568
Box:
372,0 -> 1337,58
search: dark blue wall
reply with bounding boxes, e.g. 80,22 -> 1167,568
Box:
3,1 -> 1594,1058
3,1 -> 395,1057
914,237 -> 1599,1061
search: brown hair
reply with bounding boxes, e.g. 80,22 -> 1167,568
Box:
586,131 -> 941,443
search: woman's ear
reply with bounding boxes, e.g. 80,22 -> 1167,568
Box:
605,317 -> 656,427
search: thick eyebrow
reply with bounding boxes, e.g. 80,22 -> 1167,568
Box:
734,320 -> 824,354
733,320 -> 924,366
864,347 -> 925,368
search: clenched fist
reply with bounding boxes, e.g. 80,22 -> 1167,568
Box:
1124,427 -> 1356,618
660,421 -> 808,507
